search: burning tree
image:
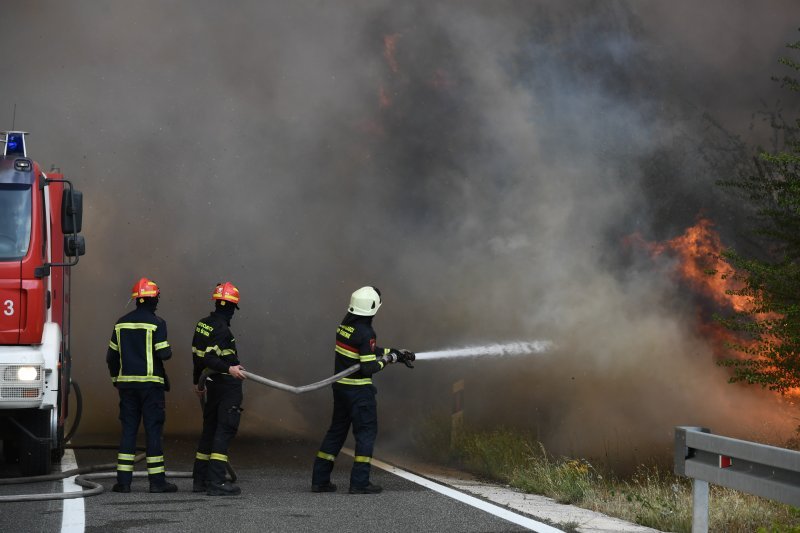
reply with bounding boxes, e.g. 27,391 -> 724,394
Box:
715,36 -> 800,393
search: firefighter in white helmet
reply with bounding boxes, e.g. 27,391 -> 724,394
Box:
311,286 -> 415,494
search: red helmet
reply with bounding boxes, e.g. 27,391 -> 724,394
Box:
131,277 -> 160,299
213,282 -> 240,307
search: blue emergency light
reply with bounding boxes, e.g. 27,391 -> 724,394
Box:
3,131 -> 27,157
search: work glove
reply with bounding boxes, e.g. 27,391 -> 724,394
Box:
397,348 -> 415,369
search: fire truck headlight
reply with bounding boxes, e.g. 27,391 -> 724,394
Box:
17,366 -> 38,381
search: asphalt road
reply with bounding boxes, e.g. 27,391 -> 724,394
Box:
1,436 -> 544,533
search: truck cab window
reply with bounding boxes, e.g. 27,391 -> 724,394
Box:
0,183 -> 32,259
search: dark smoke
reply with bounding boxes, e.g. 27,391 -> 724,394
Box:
1,1 -> 799,465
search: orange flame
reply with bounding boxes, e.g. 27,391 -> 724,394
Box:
624,218 -> 751,359
379,84 -> 392,109
636,218 -> 785,362
638,218 -> 797,398
651,217 -> 750,313
383,33 -> 401,74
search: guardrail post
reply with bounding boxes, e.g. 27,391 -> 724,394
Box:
675,426 -> 711,532
451,379 -> 464,449
692,479 -> 709,533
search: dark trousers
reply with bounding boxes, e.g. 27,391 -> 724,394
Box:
116,387 -> 166,486
193,378 -> 243,485
311,386 -> 377,488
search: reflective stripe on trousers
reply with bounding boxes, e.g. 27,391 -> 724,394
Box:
311,386 -> 377,488
193,378 -> 242,485
116,387 -> 167,485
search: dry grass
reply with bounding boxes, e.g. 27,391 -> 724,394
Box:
411,419 -> 800,533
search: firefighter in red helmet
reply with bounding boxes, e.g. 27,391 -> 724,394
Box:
106,278 -> 177,493
191,282 -> 246,496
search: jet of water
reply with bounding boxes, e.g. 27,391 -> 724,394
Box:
415,340 -> 554,361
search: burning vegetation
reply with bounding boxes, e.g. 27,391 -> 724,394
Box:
630,217 -> 753,360
632,216 -> 800,399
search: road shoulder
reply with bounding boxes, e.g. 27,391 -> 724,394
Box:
389,459 -> 664,533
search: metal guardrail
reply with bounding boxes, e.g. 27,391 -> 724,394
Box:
674,426 -> 800,532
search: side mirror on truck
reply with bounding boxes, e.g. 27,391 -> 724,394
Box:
61,189 -> 83,234
64,234 -> 86,257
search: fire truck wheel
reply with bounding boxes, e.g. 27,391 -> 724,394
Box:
51,424 -> 65,463
18,410 -> 52,476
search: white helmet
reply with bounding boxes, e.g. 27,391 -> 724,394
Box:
348,286 -> 382,316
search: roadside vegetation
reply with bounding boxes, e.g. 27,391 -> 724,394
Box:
412,418 -> 800,533
714,34 -> 800,394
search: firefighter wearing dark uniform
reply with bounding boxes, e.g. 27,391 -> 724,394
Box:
106,278 -> 177,493
191,282 -> 246,496
311,286 -> 415,494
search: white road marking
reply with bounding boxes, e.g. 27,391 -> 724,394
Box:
342,448 -> 563,533
60,449 -> 85,533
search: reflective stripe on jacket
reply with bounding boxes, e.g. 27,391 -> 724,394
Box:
106,306 -> 171,388
333,313 -> 388,388
192,310 -> 240,385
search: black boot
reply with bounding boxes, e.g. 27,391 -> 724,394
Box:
112,483 -> 130,493
311,482 -> 337,493
207,481 -> 241,496
150,481 -> 178,493
349,482 -> 382,494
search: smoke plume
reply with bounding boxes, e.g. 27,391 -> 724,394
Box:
1,1 -> 799,465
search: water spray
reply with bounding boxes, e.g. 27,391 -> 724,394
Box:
415,340 -> 554,361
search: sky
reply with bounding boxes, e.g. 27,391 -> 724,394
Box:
1,1 -> 799,464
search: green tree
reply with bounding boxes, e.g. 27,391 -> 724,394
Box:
716,36 -> 800,393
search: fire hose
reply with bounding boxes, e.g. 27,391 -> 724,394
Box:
204,362 -> 359,394
198,351 -> 413,395
0,353 -> 412,502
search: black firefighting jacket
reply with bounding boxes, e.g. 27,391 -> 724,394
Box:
192,310 -> 241,385
332,313 -> 391,389
106,305 -> 172,389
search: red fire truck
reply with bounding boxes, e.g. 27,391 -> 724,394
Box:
0,131 -> 85,475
